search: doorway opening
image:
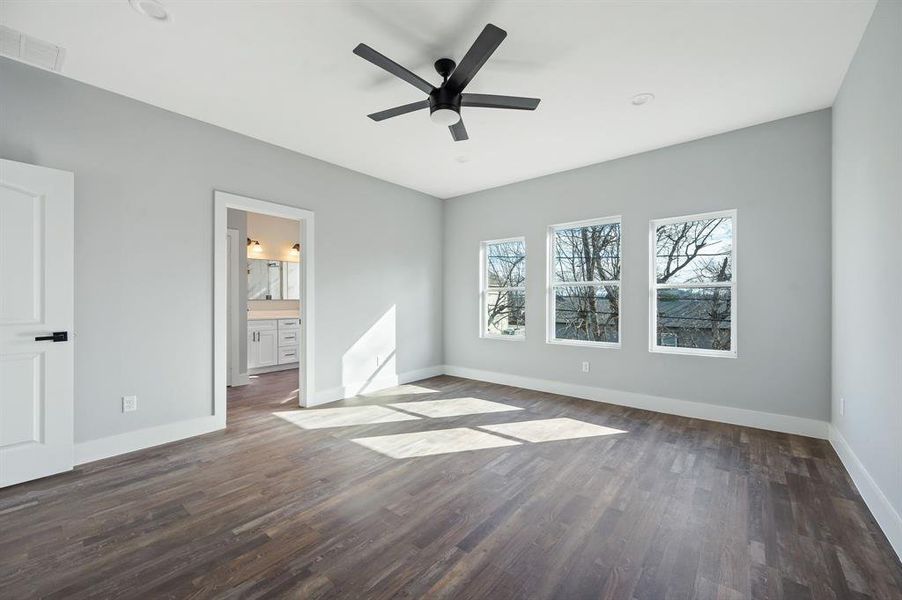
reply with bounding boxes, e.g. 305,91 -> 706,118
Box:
214,191 -> 314,423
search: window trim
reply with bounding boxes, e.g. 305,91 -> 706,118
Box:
648,209 -> 738,358
546,216 -> 622,349
479,236 -> 527,341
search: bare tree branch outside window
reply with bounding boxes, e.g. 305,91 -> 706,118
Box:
551,221 -> 621,343
483,240 -> 526,336
654,215 -> 734,352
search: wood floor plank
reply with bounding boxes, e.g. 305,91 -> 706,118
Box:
1,371 -> 900,599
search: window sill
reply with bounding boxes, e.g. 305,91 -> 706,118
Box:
650,346 -> 737,359
546,339 -> 621,349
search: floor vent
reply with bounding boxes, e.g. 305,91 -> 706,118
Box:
0,25 -> 66,72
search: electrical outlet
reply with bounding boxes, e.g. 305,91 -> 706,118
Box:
839,397 -> 845,417
582,361 -> 590,373
122,395 -> 138,413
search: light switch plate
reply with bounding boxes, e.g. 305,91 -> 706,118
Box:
122,395 -> 138,413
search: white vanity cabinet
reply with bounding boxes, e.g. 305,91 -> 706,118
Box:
248,317 -> 300,371
277,318 -> 300,365
248,320 -> 278,369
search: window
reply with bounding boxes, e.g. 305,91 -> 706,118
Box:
480,238 -> 526,339
547,217 -> 621,347
650,210 -> 736,357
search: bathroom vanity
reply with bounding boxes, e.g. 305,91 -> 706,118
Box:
248,310 -> 300,372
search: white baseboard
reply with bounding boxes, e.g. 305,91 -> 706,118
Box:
442,365 -> 830,439
75,414 -> 226,465
309,365 -> 445,408
829,425 -> 902,560
74,365 -> 446,464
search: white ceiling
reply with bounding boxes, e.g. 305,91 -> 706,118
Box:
1,1 -> 875,198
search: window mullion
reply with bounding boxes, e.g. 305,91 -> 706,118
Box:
552,280 -> 620,288
654,281 -> 732,290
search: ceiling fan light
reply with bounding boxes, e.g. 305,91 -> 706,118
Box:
430,108 -> 461,127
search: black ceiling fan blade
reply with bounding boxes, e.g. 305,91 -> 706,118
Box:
353,43 -> 434,94
367,100 -> 430,122
449,119 -> 469,141
444,24 -> 507,94
461,93 -> 541,110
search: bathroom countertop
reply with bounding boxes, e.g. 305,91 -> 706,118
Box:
247,310 -> 300,320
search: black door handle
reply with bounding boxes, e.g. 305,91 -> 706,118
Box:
35,331 -> 68,342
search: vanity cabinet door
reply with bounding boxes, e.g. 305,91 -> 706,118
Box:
248,321 -> 278,369
256,329 -> 279,367
248,329 -> 262,369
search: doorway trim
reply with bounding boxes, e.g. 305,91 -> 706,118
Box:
214,190 -> 315,420
226,228 -> 248,387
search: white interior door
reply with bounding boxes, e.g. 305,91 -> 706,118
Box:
0,159 -> 74,488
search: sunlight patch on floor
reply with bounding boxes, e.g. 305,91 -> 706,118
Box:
363,384 -> 438,397
273,405 -> 420,429
279,389 -> 300,404
479,418 -> 627,443
351,427 -> 520,459
388,397 -> 522,418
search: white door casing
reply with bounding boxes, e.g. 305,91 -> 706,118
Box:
213,190 -> 314,409
0,159 -> 74,488
226,229 -> 238,386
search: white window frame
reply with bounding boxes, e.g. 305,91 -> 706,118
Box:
546,216 -> 622,349
648,209 -> 738,358
479,236 -> 527,341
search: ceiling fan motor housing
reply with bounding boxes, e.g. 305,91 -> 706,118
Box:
428,86 -> 461,118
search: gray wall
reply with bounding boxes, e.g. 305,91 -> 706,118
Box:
832,0 -> 902,521
0,57 -> 443,444
444,110 -> 832,421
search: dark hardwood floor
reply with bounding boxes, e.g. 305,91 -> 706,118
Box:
1,371 -> 900,599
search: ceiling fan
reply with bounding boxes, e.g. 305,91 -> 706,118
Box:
353,24 -> 541,141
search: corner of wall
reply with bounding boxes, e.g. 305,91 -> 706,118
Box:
829,425 -> 902,560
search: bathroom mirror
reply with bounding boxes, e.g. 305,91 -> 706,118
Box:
248,259 -> 300,300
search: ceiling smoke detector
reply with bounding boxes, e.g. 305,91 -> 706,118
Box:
631,93 -> 655,106
129,0 -> 170,22
0,26 -> 66,72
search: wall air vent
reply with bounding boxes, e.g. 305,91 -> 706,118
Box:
0,26 -> 66,72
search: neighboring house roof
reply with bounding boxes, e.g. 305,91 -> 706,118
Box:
553,295 -> 730,330
656,298 -> 731,330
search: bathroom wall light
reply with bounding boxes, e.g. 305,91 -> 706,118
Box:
290,243 -> 300,256
247,238 -> 263,253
